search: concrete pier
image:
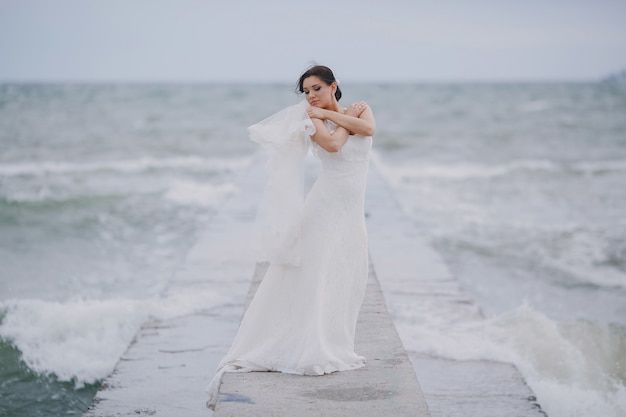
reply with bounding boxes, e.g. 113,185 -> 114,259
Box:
83,154 -> 545,417
212,261 -> 430,417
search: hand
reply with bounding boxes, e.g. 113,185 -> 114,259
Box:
345,101 -> 367,117
307,106 -> 326,120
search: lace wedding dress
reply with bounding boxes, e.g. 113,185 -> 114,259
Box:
206,101 -> 372,409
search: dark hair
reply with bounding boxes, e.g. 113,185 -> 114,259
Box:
297,65 -> 342,101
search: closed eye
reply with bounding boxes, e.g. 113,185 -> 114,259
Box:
303,86 -> 322,95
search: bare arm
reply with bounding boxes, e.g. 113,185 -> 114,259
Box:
308,117 -> 350,153
311,102 -> 376,137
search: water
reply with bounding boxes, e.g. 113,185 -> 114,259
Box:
0,82 -> 625,416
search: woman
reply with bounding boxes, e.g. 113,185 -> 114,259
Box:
206,65 -> 376,409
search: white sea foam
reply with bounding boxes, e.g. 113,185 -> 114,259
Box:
164,181 -> 238,207
1,167 -> 242,208
0,289 -> 229,387
396,303 -> 626,417
0,156 -> 253,177
536,228 -> 626,290
372,155 -> 558,182
372,153 -> 626,183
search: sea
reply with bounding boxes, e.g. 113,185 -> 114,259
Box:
0,81 -> 625,417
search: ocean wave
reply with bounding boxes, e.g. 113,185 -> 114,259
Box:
0,181 -> 238,209
0,191 -> 127,207
164,181 -> 238,207
434,226 -> 626,292
372,154 -> 626,183
0,155 -> 253,177
537,236 -> 626,291
395,303 -> 626,417
0,289 -> 229,387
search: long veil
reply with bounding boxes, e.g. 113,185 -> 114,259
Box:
248,100 -> 314,267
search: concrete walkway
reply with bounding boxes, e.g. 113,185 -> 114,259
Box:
212,261 -> 430,416
83,154 -> 544,417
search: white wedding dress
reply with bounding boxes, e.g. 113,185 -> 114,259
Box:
206,101 -> 372,409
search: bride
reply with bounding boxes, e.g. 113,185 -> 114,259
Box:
206,65 -> 376,409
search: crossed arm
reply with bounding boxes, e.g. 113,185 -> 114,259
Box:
307,102 -> 376,153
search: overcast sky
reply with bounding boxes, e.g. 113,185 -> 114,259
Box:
1,0 -> 625,82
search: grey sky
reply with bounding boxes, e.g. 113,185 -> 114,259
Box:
1,0 -> 625,82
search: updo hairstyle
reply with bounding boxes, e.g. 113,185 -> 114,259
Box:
296,65 -> 342,101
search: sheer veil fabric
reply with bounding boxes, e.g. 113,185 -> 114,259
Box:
206,100 -> 373,409
248,100 -> 313,267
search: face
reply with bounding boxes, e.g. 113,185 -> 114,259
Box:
302,76 -> 336,108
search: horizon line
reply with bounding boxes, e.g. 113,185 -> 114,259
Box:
0,76 -> 608,85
